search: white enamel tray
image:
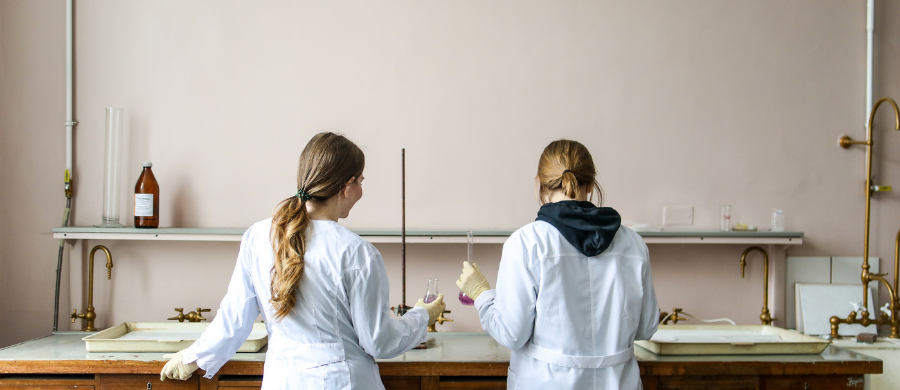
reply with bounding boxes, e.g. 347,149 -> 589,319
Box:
83,322 -> 268,353
634,325 -> 830,355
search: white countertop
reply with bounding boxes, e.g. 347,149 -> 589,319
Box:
0,332 -> 511,364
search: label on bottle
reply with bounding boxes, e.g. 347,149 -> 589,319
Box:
135,194 -> 154,217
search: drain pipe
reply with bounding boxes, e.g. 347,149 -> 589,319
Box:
866,0 -> 874,119
54,0 -> 76,332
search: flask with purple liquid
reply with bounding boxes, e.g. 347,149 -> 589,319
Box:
459,231 -> 476,305
423,279 -> 439,303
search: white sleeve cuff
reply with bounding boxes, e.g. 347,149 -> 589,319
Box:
474,289 -> 496,310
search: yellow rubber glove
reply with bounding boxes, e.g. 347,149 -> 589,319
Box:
456,261 -> 490,301
414,293 -> 446,325
160,349 -> 199,381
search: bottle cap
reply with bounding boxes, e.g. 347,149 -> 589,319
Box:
143,162 -> 152,168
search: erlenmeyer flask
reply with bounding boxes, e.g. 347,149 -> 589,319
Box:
424,279 -> 439,303
459,231 -> 476,305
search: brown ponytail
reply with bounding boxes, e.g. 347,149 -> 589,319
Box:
270,132 -> 365,321
536,139 -> 603,205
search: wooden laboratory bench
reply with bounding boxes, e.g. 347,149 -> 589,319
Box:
0,332 -> 882,390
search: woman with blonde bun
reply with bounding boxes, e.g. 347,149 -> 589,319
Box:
458,139 -> 658,390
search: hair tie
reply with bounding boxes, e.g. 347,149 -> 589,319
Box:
562,169 -> 572,175
296,189 -> 312,201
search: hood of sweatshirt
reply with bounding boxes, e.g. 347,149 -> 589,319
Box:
535,200 -> 622,257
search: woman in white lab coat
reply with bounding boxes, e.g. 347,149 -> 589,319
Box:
161,132 -> 446,389
457,139 -> 659,390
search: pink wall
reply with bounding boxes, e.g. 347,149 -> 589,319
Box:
3,0 -> 900,347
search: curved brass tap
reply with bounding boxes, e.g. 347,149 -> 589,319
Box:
831,97 -> 900,339
427,310 -> 453,332
71,245 -> 113,331
740,246 -> 775,326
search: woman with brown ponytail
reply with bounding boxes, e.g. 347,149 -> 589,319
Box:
457,139 -> 659,390
161,132 -> 446,389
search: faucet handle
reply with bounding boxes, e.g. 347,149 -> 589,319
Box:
436,310 -> 453,325
881,303 -> 892,316
168,308 -> 186,322
195,308 -> 211,322
71,309 -> 79,323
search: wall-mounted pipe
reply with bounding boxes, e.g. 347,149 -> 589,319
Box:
866,0 -> 875,121
54,0 -> 76,332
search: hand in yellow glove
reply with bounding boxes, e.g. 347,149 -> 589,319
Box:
414,293 -> 446,325
456,261 -> 490,301
160,349 -> 199,381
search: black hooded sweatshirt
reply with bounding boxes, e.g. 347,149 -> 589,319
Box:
535,200 -> 622,257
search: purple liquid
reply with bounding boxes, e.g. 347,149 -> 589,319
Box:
423,294 -> 437,303
459,291 -> 475,306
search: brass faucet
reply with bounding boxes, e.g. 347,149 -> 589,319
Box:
427,310 -> 453,332
168,308 -> 211,322
831,97 -> 900,339
659,308 -> 688,325
740,246 -> 775,326
71,245 -> 113,331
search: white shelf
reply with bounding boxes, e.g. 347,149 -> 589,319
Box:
52,227 -> 803,245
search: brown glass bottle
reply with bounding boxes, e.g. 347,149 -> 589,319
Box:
134,162 -> 159,228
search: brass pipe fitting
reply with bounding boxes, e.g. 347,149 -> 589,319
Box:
427,310 -> 453,332
71,245 -> 113,331
660,308 -> 688,325
741,246 -> 775,326
168,308 -> 211,322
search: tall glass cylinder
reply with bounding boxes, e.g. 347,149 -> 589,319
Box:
459,231 -> 476,305
96,107 -> 124,227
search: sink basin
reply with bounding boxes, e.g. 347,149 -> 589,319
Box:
634,325 -> 830,355
83,322 -> 268,353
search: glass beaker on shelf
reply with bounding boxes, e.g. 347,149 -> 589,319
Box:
95,107 -> 125,228
459,231 -> 476,306
423,279 -> 439,303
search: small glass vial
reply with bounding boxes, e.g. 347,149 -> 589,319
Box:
720,205 -> 731,231
423,279 -> 439,303
771,209 -> 785,232
134,162 -> 159,228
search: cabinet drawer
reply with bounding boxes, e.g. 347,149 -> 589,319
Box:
659,375 -> 759,390
216,374 -> 262,389
0,374 -> 95,389
99,374 -> 197,390
762,375 -> 864,390
0,387 -> 91,390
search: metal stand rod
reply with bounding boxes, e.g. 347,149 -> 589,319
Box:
401,148 -> 406,309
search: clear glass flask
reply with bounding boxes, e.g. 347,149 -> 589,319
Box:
423,279 -> 439,303
459,231 -> 476,305
95,107 -> 124,227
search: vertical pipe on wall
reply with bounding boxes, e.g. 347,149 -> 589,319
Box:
54,0 -> 76,332
866,0 -> 874,121
65,0 -> 75,177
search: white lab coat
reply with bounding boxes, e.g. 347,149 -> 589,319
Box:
476,222 -> 658,390
183,219 -> 429,390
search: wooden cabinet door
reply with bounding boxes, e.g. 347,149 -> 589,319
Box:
99,374 -> 198,390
